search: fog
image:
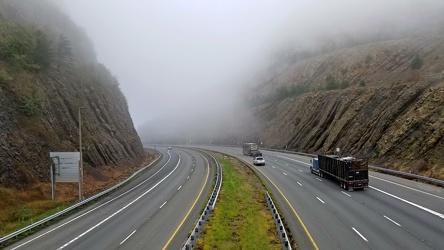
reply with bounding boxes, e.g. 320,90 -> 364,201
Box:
56,0 -> 444,144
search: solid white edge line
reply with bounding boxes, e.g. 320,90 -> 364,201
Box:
160,201 -> 167,209
11,152 -> 174,250
178,185 -> 182,190
352,227 -> 368,242
56,155 -> 182,249
341,191 -> 351,197
370,186 -> 444,219
119,230 -> 137,245
297,182 -> 302,186
383,215 -> 401,227
316,197 -> 325,204
371,175 -> 444,201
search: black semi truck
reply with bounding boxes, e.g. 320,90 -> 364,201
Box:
311,155 -> 369,191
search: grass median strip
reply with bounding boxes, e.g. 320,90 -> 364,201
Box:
197,154 -> 280,249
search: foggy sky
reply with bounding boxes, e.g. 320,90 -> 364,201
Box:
55,0 -> 444,142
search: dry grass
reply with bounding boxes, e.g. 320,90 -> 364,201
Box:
0,149 -> 159,236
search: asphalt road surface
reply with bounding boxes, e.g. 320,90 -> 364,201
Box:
6,147 -> 214,250
194,145 -> 444,250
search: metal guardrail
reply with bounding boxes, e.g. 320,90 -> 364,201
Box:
369,165 -> 444,187
0,154 -> 161,245
182,152 -> 222,250
266,192 -> 292,250
206,148 -> 295,250
263,147 -> 444,187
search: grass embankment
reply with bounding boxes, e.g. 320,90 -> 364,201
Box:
197,155 -> 280,250
0,149 -> 159,238
0,184 -> 75,236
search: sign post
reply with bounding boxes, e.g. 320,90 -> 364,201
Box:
49,152 -> 80,200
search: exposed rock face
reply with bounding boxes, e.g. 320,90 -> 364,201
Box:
0,0 -> 145,189
0,72 -> 144,189
252,36 -> 444,178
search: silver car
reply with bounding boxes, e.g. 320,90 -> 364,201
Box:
253,157 -> 265,166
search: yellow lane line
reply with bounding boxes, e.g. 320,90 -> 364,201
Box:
255,167 -> 319,250
162,152 -> 210,250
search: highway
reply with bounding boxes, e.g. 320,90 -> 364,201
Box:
6,147 -> 214,250
195,145 -> 444,250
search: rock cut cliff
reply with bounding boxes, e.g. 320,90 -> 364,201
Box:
252,36 -> 444,179
0,0 -> 145,189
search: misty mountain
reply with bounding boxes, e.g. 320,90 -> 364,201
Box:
0,0 -> 144,189
137,1 -> 444,179
246,31 -> 444,178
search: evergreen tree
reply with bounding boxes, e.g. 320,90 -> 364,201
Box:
33,30 -> 53,70
325,74 -> 338,90
411,54 -> 423,70
57,34 -> 73,71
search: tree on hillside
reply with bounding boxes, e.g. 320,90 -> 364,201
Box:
411,54 -> 423,70
325,74 -> 338,90
0,23 -> 37,69
57,34 -> 73,71
33,30 -> 53,71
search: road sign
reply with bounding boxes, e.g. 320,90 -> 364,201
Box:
50,152 -> 80,182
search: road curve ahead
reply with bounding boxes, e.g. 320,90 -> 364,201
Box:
194,145 -> 444,250
6,147 -> 214,250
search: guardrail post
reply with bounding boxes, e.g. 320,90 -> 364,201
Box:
191,234 -> 196,245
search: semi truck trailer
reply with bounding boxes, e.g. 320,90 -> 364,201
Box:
311,155 -> 369,191
243,143 -> 262,157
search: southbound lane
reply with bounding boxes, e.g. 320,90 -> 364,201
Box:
7,147 -> 214,250
194,145 -> 444,250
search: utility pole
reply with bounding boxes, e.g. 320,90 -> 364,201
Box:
78,107 -> 84,201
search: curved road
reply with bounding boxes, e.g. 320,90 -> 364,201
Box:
7,147 -> 214,250
196,145 -> 444,250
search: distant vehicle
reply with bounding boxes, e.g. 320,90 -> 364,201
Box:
243,142 -> 262,157
252,151 -> 262,157
167,146 -> 172,150
310,155 -> 368,191
253,156 -> 265,166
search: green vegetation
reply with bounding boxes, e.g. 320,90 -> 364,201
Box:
360,79 -> 366,87
19,95 -> 42,117
294,117 -> 301,126
0,185 -> 74,236
0,21 -> 72,72
0,70 -> 13,89
325,74 -> 338,90
340,67 -> 348,75
198,156 -> 280,249
275,84 -> 309,100
325,75 -> 349,90
340,80 -> 350,89
57,34 -> 73,71
249,84 -> 309,106
33,30 -> 54,71
411,54 -> 423,70
365,54 -> 373,64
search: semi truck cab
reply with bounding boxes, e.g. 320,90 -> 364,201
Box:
310,158 -> 319,174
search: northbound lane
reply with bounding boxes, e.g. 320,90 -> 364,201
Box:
195,145 -> 444,250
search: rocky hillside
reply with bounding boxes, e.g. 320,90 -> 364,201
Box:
250,35 -> 444,179
0,0 -> 145,189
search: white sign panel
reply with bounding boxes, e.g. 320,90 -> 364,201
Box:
50,152 -> 80,182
